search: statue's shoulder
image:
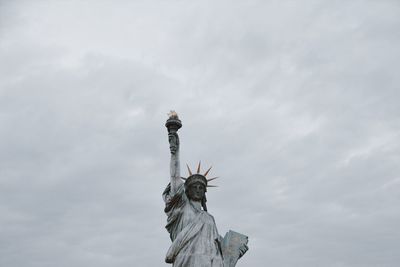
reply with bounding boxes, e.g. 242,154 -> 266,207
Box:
163,183 -> 187,213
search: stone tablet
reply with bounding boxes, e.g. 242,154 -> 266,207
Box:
222,230 -> 249,267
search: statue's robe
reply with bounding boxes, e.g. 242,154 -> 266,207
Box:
163,183 -> 224,267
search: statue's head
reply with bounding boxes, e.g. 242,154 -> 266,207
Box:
185,174 -> 207,201
182,163 -> 218,211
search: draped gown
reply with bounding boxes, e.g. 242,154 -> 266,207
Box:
163,183 -> 224,267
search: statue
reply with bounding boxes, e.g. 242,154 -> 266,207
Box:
163,111 -> 248,266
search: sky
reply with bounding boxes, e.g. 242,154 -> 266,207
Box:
0,1 -> 399,266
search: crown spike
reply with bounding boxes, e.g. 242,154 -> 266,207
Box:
181,177 -> 187,180
207,185 -> 218,187
207,177 -> 219,182
204,166 -> 212,177
197,161 -> 201,174
186,164 -> 192,176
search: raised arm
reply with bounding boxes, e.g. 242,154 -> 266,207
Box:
168,132 -> 183,194
166,111 -> 183,195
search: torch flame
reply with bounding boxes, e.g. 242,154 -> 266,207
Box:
168,110 -> 179,119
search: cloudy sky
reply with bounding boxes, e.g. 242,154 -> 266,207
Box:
1,1 -> 399,266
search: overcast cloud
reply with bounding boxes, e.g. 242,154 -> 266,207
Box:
1,1 -> 400,266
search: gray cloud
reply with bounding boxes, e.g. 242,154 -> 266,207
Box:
1,1 -> 399,266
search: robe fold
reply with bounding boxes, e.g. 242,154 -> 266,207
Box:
163,183 -> 224,267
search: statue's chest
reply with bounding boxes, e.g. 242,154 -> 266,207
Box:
180,203 -> 199,225
180,203 -> 215,228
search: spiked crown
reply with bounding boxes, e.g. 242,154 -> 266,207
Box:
181,161 -> 218,189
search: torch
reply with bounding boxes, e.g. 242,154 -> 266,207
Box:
165,110 -> 182,134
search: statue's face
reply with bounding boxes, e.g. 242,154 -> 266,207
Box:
187,182 -> 206,201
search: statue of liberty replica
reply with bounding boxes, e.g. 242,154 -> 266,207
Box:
163,111 -> 248,267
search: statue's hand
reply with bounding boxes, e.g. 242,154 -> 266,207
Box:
239,243 -> 248,258
168,132 -> 179,155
